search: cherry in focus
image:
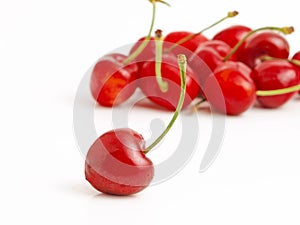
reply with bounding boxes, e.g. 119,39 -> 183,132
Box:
251,60 -> 300,108
90,53 -> 138,107
203,61 -> 256,115
85,128 -> 154,196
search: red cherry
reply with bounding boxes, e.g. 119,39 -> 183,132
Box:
90,53 -> 138,107
85,128 -> 154,196
139,54 -> 200,110
237,31 -> 290,68
163,31 -> 208,58
251,60 -> 300,108
129,37 -> 156,69
292,51 -> 300,94
190,46 -> 223,80
201,40 -> 236,60
213,25 -> 252,48
292,51 -> 300,61
203,61 -> 256,115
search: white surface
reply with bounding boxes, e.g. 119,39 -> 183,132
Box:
1,0 -> 300,224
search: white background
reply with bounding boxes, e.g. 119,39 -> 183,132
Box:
1,0 -> 300,224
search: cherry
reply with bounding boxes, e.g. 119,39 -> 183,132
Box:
85,55 -> 188,195
189,46 -> 223,81
90,53 -> 138,107
292,51 -> 300,94
292,51 -> 300,61
236,29 -> 292,68
85,128 -> 154,195
163,31 -> 208,58
213,25 -> 252,48
252,59 -> 300,108
200,40 -> 236,60
129,36 -> 156,70
189,40 -> 235,77
203,61 -> 256,115
139,53 -> 199,110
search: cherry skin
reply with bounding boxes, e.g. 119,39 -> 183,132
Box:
203,61 -> 256,115
292,51 -> 300,61
139,54 -> 200,110
237,31 -> 290,68
190,46 -> 223,82
251,60 -> 300,108
85,128 -> 154,196
292,51 -> 300,94
90,53 -> 138,107
163,31 -> 208,58
129,36 -> 156,70
200,40 -> 236,60
213,25 -> 252,48
213,25 -> 251,59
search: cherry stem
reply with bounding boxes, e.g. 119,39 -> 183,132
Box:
164,11 -> 238,53
256,84 -> 300,96
144,54 -> 187,154
224,26 -> 294,62
261,55 -> 300,67
122,0 -> 158,65
155,29 -> 168,92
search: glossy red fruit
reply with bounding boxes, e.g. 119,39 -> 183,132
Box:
292,51 -> 300,94
251,60 -> 300,108
213,25 -> 252,48
85,128 -> 154,196
139,54 -> 200,110
237,31 -> 290,68
129,36 -> 156,69
292,51 -> 300,61
163,31 -> 208,58
203,61 -> 256,115
190,46 -> 223,79
200,40 -> 236,60
90,53 -> 138,107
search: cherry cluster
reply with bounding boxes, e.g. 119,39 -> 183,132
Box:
84,1 -> 300,196
91,25 -> 300,115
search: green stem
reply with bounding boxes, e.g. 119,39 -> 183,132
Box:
122,1 -> 157,65
256,84 -> 300,96
261,55 -> 300,67
144,54 -> 187,154
155,30 -> 168,92
224,26 -> 294,62
164,11 -> 238,53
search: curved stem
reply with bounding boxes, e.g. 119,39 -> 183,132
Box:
144,55 -> 187,154
261,55 -> 300,67
224,26 -> 294,62
164,11 -> 238,53
256,84 -> 300,96
155,30 -> 168,92
122,1 -> 157,65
